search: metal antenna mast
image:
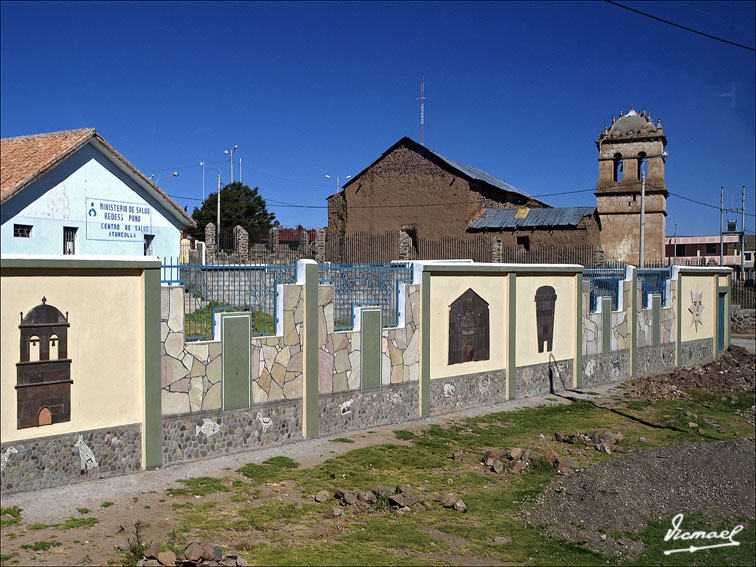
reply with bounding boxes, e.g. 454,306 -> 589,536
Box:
417,74 -> 426,146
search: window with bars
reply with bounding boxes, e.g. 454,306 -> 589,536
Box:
14,224 -> 33,238
144,234 -> 155,256
63,227 -> 77,255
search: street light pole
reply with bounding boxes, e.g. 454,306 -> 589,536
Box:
325,174 -> 352,192
151,172 -> 179,185
225,145 -> 238,183
200,162 -> 206,202
202,163 -> 223,243
638,151 -> 668,268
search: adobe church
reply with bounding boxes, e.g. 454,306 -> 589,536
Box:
326,108 -> 668,265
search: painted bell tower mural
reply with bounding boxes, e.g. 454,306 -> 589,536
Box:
16,298 -> 73,429
449,289 -> 490,364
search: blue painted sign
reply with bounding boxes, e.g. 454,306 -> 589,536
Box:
85,198 -> 152,241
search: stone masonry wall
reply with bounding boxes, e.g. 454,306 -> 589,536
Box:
515,360 -> 574,398
636,343 -> 676,378
679,338 -> 714,367
382,284 -> 421,385
582,351 -> 630,387
1,424 -> 141,494
318,285 -> 361,394
731,308 -> 755,335
430,370 -> 507,417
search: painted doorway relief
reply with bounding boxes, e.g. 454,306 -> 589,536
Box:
535,286 -> 557,353
448,289 -> 490,365
688,289 -> 704,332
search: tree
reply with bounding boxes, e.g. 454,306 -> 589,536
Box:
190,182 -> 276,242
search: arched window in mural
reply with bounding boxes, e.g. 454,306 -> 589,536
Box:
449,289 -> 490,365
17,298 -> 72,429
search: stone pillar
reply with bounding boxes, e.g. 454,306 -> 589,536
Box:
233,225 -> 249,259
491,235 -> 503,263
592,247 -> 605,268
205,223 -> 216,257
316,228 -> 326,262
399,230 -> 412,260
299,229 -> 309,252
269,226 -> 279,252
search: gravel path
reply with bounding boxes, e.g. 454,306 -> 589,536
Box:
525,437 -> 756,559
0,384 -> 614,524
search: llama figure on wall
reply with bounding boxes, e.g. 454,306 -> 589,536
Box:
74,435 -> 98,473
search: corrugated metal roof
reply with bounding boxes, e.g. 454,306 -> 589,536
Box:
469,206 -> 596,230
425,147 -> 534,199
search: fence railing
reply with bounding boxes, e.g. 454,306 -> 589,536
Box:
318,262 -> 413,331
638,267 -> 672,309
731,279 -> 756,309
161,257 -> 296,340
583,268 -> 625,312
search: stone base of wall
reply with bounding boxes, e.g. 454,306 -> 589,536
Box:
318,382 -> 420,436
515,360 -> 574,398
429,370 -> 507,417
731,308 -> 755,335
582,350 -> 630,387
679,338 -> 714,367
1,424 -> 142,494
636,343 -> 676,378
161,399 -> 302,466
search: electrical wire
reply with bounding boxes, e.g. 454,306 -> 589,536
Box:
668,191 -> 755,217
604,0 -> 756,52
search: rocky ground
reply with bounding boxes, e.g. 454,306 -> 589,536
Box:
525,437 -> 755,559
619,345 -> 756,401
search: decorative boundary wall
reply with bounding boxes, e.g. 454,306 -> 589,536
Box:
582,350 -> 630,387
515,360 -> 574,398
679,338 -> 715,367
429,370 -> 507,416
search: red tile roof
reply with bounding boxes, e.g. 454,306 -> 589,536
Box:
1,128 -> 195,227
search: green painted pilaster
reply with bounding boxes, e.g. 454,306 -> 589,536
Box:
676,273 -> 683,367
507,273 -> 517,399
652,295 -> 661,347
575,273 -> 583,389
221,313 -> 251,410
360,308 -> 382,390
143,267 -> 162,470
717,285 -> 730,357
630,269 -> 638,378
420,270 -> 431,417
303,261 -> 319,438
601,297 -> 612,354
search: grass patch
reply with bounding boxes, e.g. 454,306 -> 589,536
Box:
0,506 -> 22,528
0,553 -> 19,565
237,456 -> 299,484
100,501 -> 114,508
166,476 -> 229,497
393,430 -> 416,440
28,517 -> 99,531
21,541 -> 60,552
330,437 -> 355,443
77,508 -> 90,515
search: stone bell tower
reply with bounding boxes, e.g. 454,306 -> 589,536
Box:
596,108 -> 668,265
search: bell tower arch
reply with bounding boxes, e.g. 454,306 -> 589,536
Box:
596,108 -> 668,264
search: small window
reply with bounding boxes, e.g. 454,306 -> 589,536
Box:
613,153 -> 624,182
14,224 -> 33,238
517,236 -> 530,251
705,243 -> 717,255
637,151 -> 647,180
675,244 -> 686,257
144,234 -> 155,256
63,227 -> 77,255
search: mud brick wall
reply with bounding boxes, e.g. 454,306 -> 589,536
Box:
1,424 -> 141,494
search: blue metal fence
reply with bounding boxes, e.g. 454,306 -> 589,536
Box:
161,257 -> 296,340
638,268 -> 672,309
318,263 -> 413,331
583,268 -> 625,312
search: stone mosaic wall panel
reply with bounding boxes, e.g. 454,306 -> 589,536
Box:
317,285 -> 360,394
612,311 -> 629,351
382,284 -> 420,386
514,359 -> 574,398
252,285 -> 305,404
1,424 -> 141,494
582,351 -> 630,386
679,338 -> 714,367
429,370 -> 506,417
317,382 -> 419,436
637,308 -> 654,348
162,400 -> 302,466
636,343 -> 676,378
583,312 -> 602,356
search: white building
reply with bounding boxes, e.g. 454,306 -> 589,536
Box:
1,128 -> 194,258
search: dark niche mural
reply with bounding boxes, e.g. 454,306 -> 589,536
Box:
449,289 -> 490,364
535,286 -> 557,353
16,297 -> 73,429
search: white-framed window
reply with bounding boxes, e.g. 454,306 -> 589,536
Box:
14,224 -> 33,238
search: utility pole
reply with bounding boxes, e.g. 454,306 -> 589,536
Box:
720,186 -> 724,267
741,185 -> 746,279
417,74 -> 426,146
216,173 -> 222,244
673,223 -> 678,264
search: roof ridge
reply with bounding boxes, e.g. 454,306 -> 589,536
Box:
1,127 -> 96,143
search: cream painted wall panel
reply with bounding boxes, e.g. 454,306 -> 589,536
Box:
429,275 -> 508,379
516,276 -> 576,367
680,275 -> 715,342
1,272 -> 145,443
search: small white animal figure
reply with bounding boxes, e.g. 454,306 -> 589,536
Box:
443,383 -> 456,398
195,418 -> 221,437
256,412 -> 273,433
391,392 -> 402,405
1,447 -> 18,472
479,377 -> 491,395
340,399 -> 354,415
74,435 -> 98,472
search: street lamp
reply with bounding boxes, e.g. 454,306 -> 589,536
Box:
151,172 -> 179,184
325,174 -> 351,192
224,145 -> 238,183
201,164 -> 223,241
639,151 -> 668,268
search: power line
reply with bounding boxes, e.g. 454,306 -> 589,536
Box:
668,191 -> 756,217
604,0 -> 756,52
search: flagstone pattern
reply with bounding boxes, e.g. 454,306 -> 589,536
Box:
382,284 -> 421,386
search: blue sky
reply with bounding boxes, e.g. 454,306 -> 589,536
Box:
2,1 -> 754,237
